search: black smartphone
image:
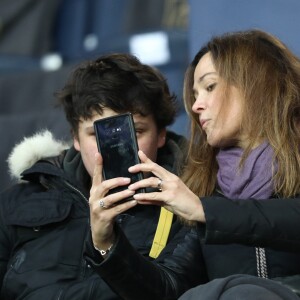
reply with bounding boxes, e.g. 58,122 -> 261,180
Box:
94,113 -> 145,202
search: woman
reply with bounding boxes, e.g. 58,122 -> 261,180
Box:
87,30 -> 300,299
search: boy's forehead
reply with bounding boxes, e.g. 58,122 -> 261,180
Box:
80,109 -> 154,126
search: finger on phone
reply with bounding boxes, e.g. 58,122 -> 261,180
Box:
112,199 -> 138,214
101,177 -> 131,191
127,178 -> 150,191
92,152 -> 103,186
105,188 -> 135,207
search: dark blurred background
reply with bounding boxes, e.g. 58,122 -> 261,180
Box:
1,0 -> 300,190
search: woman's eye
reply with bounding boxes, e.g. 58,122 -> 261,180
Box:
206,83 -> 216,92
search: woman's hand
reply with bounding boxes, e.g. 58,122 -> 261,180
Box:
89,153 -> 138,250
128,151 -> 206,223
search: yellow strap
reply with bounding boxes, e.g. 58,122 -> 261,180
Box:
149,207 -> 173,258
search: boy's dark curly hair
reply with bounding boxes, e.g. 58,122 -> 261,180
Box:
56,53 -> 178,137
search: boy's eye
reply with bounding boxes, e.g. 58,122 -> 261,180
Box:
135,128 -> 144,135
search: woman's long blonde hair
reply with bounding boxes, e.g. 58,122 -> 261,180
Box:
182,29 -> 300,198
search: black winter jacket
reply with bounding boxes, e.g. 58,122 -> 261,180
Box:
89,194 -> 300,300
0,130 -> 186,300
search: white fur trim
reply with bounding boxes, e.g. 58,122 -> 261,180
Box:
7,130 -> 71,180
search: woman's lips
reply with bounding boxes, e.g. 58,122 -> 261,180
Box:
200,119 -> 209,128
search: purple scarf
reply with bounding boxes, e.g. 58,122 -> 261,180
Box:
216,142 -> 276,199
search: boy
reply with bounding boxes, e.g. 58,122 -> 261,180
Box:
0,53 -> 186,299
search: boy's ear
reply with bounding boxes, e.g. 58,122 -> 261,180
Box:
73,136 -> 80,151
157,128 -> 167,148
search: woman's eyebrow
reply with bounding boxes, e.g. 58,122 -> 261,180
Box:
197,72 -> 217,83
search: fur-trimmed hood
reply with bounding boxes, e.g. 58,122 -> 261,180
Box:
7,130 -> 186,185
7,130 -> 71,181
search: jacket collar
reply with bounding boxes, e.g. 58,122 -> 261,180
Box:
8,130 -> 70,181
8,129 -> 186,189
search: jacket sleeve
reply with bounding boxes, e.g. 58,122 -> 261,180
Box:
86,224 -> 208,300
201,196 -> 300,251
0,205 -> 11,293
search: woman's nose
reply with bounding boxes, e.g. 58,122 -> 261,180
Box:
192,96 -> 205,114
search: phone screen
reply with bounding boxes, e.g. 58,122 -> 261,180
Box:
94,113 -> 145,200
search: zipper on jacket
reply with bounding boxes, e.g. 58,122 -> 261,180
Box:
256,247 -> 268,278
63,180 -> 89,205
40,174 -> 89,208
61,180 -> 95,298
63,180 -> 93,271
56,288 -> 64,300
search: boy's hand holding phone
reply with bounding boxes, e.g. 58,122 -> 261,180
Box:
89,152 -> 137,254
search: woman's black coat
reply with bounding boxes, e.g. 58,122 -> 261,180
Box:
89,195 -> 300,300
